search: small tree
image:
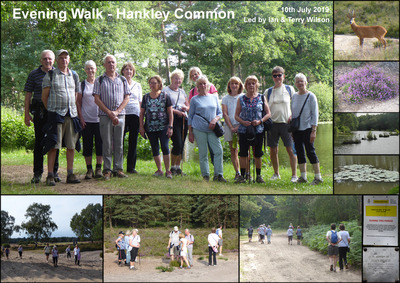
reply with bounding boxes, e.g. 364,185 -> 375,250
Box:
20,203 -> 58,248
1,210 -> 15,243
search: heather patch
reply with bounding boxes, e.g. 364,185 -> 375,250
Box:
337,65 -> 399,103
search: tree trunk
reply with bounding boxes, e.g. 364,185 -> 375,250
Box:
160,13 -> 170,84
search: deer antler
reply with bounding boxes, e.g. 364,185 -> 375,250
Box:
347,9 -> 352,18
352,9 -> 355,18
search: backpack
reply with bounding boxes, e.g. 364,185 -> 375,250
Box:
48,69 -> 79,86
81,81 -> 86,96
331,231 -> 338,244
266,84 -> 292,102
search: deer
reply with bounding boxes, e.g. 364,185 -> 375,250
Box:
346,9 -> 387,48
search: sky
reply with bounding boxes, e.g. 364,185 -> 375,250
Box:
1,195 -> 102,238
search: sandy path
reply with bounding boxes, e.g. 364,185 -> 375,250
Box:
334,34 -> 399,60
240,233 -> 361,282
1,250 -> 102,282
104,252 -> 238,282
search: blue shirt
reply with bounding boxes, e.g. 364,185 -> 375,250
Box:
24,65 -> 54,101
188,94 -> 222,133
238,94 -> 264,134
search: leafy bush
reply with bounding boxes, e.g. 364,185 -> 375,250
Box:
302,221 -> 361,267
1,106 -> 35,150
156,266 -> 174,272
308,82 -> 333,122
337,65 -> 399,103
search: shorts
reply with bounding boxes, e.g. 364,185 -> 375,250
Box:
288,236 -> 293,241
328,245 -> 339,256
297,235 -> 302,240
181,247 -> 188,257
218,239 -> 223,246
45,253 -> 50,256
259,234 -> 265,240
238,133 -> 264,158
117,249 -> 126,260
223,124 -> 239,142
55,116 -> 79,149
267,123 -> 292,147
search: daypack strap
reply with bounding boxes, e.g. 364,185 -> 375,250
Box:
296,93 -> 310,119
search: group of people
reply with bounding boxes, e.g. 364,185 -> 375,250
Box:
114,225 -> 224,270
286,224 -> 303,245
25,49 -> 322,185
43,243 -> 81,267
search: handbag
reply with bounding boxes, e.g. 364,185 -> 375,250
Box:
261,95 -> 273,132
196,113 -> 224,137
288,93 -> 310,132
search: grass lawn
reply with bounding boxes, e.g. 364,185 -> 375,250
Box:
1,149 -> 333,194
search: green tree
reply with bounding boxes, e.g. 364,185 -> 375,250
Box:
70,203 -> 102,242
20,203 -> 58,248
1,210 -> 15,243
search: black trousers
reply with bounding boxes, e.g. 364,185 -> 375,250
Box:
338,247 -> 348,269
124,115 -> 139,171
208,247 -> 217,266
130,247 -> 139,262
171,114 -> 188,156
33,109 -> 59,175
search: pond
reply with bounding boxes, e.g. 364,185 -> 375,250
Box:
334,155 -> 399,194
334,131 -> 399,155
185,123 -> 333,173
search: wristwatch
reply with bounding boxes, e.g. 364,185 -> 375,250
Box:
168,126 -> 173,129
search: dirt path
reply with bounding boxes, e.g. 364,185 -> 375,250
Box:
334,62 -> 399,112
334,34 -> 399,60
104,251 -> 238,282
1,250 -> 102,282
240,233 -> 361,282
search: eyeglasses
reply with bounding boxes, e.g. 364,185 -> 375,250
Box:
273,74 -> 283,78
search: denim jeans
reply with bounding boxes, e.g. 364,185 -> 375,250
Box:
193,128 -> 223,177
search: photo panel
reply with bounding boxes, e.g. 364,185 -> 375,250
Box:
0,195 -> 103,282
103,195 -> 239,282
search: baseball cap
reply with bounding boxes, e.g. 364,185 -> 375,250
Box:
56,49 -> 69,57
174,226 -> 179,231
118,231 -> 124,235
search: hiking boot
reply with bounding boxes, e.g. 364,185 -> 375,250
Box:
203,176 -> 210,182
345,264 -> 348,269
94,168 -> 103,179
235,175 -> 246,184
127,169 -> 138,174
245,172 -> 252,182
297,177 -> 307,183
171,167 -> 177,176
31,174 -> 42,184
166,171 -> 173,179
54,173 -> 61,182
256,175 -> 265,184
46,176 -> 56,186
176,168 -> 186,176
85,169 -> 94,180
153,170 -> 164,177
116,170 -> 128,178
270,173 -> 281,180
310,178 -> 323,185
330,265 -> 333,271
234,172 -> 241,182
67,174 -> 81,184
103,171 -> 112,181
214,175 -> 228,183
290,176 -> 298,183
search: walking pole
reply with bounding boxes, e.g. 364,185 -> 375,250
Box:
253,147 -> 256,184
180,115 -> 185,175
248,148 -> 251,185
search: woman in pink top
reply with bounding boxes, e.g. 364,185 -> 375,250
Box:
187,67 -> 218,101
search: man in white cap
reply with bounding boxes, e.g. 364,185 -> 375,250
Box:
42,49 -> 81,186
167,226 -> 181,261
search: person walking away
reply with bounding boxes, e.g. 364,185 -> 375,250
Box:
338,223 -> 351,271
296,226 -> 303,245
185,229 -> 195,267
24,50 -> 60,184
74,244 -> 81,265
121,62 -> 142,174
93,55 -> 130,180
65,245 -> 72,260
326,223 -> 342,272
129,229 -> 140,270
207,228 -> 219,266
76,60 -> 103,179
264,66 -> 297,182
5,247 -> 10,259
247,226 -> 253,242
216,224 -> 224,256
287,226 -> 294,245
179,233 -> 191,269
115,231 -> 126,266
266,225 -> 272,244
258,224 -> 266,244
18,245 -> 23,259
167,226 -> 181,262
42,49 -> 82,186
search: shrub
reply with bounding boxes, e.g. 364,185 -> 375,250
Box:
308,82 -> 333,122
156,266 -> 174,272
337,65 -> 399,104
1,106 -> 35,150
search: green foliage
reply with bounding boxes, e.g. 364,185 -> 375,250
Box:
70,203 -> 102,242
1,107 -> 35,150
1,210 -> 16,243
357,113 -> 399,131
308,82 -> 332,122
302,221 -> 361,267
156,265 -> 174,272
169,260 -> 182,267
